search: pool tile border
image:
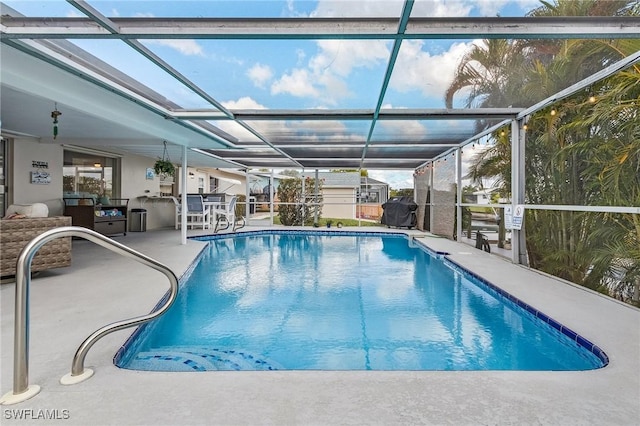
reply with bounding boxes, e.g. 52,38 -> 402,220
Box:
113,244 -> 209,367
191,229 -> 410,241
436,253 -> 609,368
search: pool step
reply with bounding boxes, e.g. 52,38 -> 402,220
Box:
126,346 -> 281,371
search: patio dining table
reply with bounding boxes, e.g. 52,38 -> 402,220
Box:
203,199 -> 223,226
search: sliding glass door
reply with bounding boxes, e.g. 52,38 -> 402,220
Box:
63,150 -> 120,198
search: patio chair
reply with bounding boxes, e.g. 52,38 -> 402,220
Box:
185,194 -> 210,230
213,195 -> 245,233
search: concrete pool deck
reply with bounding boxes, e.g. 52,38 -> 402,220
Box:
1,227 -> 639,425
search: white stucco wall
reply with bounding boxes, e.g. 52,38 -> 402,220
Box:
322,187 -> 356,219
179,167 -> 208,194
212,170 -> 247,195
10,137 -> 65,215
5,139 -> 266,230
7,137 -> 177,230
121,154 -> 175,230
176,168 -> 247,196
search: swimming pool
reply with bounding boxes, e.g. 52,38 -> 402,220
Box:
115,231 -> 606,371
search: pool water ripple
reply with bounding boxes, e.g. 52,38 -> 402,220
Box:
116,232 -> 605,371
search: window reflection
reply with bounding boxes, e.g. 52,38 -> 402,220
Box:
63,150 -> 119,198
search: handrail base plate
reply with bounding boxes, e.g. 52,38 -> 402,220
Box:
60,368 -> 94,385
0,385 -> 41,405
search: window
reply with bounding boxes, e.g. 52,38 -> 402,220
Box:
198,176 -> 205,194
63,150 -> 120,198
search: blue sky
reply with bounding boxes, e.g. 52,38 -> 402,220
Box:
5,0 -> 540,188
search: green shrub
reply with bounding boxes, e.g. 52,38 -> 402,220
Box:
277,177 -> 323,226
236,194 -> 246,217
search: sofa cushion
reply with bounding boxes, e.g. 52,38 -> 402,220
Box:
5,203 -> 49,218
42,199 -> 65,216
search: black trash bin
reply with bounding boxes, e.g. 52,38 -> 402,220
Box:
381,196 -> 417,229
130,208 -> 147,232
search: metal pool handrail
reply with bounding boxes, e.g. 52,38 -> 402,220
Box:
0,226 -> 179,405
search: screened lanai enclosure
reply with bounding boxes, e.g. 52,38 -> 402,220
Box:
1,0 -> 639,304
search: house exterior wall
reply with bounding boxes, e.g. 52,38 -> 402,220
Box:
121,153 -> 174,230
476,194 -> 490,205
11,137 -> 64,213
180,167 -> 208,194
7,137 -> 177,230
178,168 -> 247,196
214,170 -> 247,195
322,187 -> 356,219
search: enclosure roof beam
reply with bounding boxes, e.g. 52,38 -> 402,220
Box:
169,108 -> 523,121
2,17 -> 639,40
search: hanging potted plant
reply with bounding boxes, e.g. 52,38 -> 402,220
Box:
154,141 -> 175,179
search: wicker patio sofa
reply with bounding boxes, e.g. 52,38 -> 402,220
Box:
0,216 -> 72,277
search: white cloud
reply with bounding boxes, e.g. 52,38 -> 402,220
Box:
218,96 -> 366,144
482,0 -> 540,16
286,0 -> 295,14
146,39 -> 204,56
411,0 -> 472,17
295,49 -> 306,65
307,0 -> 537,20
271,68 -> 320,98
379,119 -> 427,138
369,170 -> 414,190
247,63 -> 273,88
124,12 -> 204,57
315,71 -> 352,104
390,40 -> 473,98
310,0 -> 404,17
271,39 -> 389,104
312,40 -> 389,76
473,0 -> 510,16
516,0 -> 543,14
310,0 -> 471,18
222,97 -> 267,110
289,120 -> 345,132
216,97 -> 269,142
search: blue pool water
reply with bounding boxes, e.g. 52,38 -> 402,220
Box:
116,232 -> 605,371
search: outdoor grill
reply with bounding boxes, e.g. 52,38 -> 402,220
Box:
380,196 -> 418,229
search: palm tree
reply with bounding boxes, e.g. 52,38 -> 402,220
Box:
445,39 -> 527,108
521,1 -> 639,285
445,0 -> 639,299
560,61 -> 640,302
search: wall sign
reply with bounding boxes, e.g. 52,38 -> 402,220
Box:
504,205 -> 513,229
512,204 -> 525,230
32,161 -> 49,169
31,171 -> 51,184
146,167 -> 155,180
